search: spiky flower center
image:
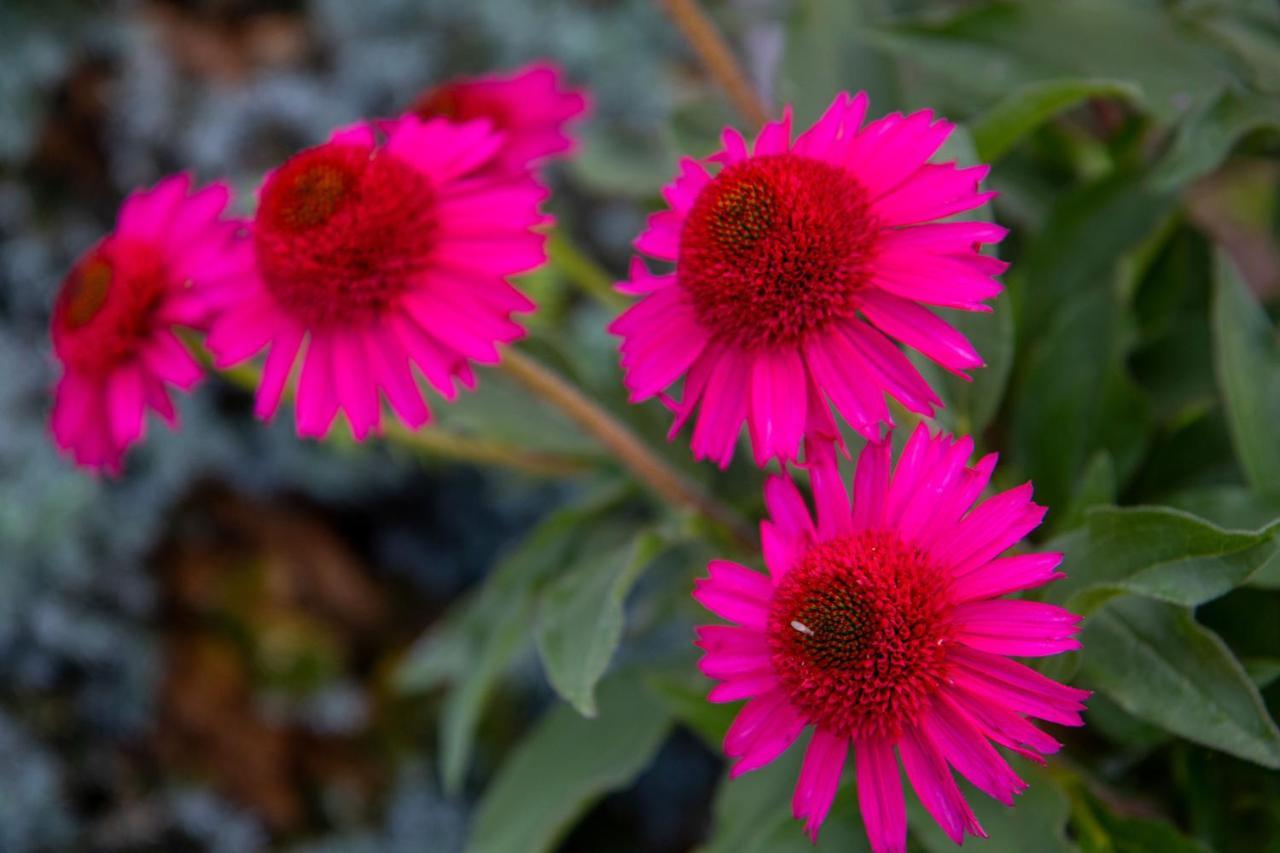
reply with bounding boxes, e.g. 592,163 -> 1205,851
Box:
255,143 -> 440,328
767,530 -> 955,740
678,153 -> 880,350
54,239 -> 168,375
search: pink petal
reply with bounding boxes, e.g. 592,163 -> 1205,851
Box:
859,289 -> 983,376
851,437 -> 893,530
106,364 -> 146,448
872,252 -> 1003,310
807,440 -> 853,540
296,334 -> 340,438
748,347 -> 807,465
951,552 -> 1065,603
804,331 -> 891,440
874,163 -> 994,227
898,725 -> 984,845
728,696 -> 807,777
842,321 -> 940,414
753,107 -> 793,155
331,331 -> 380,440
952,599 -> 1083,657
691,349 -> 750,468
793,729 -> 849,842
855,737 -> 907,853
950,646 -> 1090,726
254,323 -> 305,421
919,695 -> 1025,806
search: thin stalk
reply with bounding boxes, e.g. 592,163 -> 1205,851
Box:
657,0 -> 771,127
501,347 -> 756,548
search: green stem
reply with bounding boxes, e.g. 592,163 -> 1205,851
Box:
501,347 -> 756,549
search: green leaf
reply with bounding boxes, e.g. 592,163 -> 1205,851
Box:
868,0 -> 1233,122
1165,485 -> 1280,531
535,529 -> 667,716
1050,506 -> 1280,611
645,667 -> 737,751
908,763 -> 1073,853
1055,452 -> 1117,535
1153,90 -> 1280,190
1212,251 -> 1280,497
779,0 -> 897,125
972,77 -> 1142,162
467,674 -> 672,853
1080,596 -> 1280,768
1072,785 -> 1210,853
394,485 -> 630,791
1009,170 -> 1170,508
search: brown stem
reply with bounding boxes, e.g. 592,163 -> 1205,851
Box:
657,0 -> 771,127
501,348 -> 756,549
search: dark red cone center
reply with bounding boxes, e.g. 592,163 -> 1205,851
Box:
767,530 -> 954,740
255,143 -> 440,328
678,153 -> 880,350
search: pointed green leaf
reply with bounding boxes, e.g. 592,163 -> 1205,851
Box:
1050,506 -> 1280,611
467,674 -> 671,853
972,77 -> 1141,163
1080,597 -> 1280,768
535,529 -> 667,716
1212,251 -> 1280,497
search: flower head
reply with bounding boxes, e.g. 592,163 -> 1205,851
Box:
693,426 -> 1087,852
204,117 -> 549,439
50,175 -> 246,473
611,92 -> 1006,467
409,62 -> 590,174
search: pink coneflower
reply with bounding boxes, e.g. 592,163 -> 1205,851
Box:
694,426 -> 1087,852
50,175 -> 246,473
409,62 -> 590,174
610,92 -> 1006,467
203,117 -> 549,439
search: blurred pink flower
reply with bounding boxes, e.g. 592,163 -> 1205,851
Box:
694,426 -> 1087,851
409,62 -> 590,174
50,175 -> 246,473
204,117 -> 549,440
611,92 -> 1005,467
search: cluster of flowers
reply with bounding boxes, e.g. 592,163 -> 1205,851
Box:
48,61 -> 1086,853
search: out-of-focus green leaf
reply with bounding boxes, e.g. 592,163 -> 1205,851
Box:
868,0 -> 1233,121
972,77 -> 1142,162
1072,785 -> 1210,853
1212,251 -> 1280,498
645,667 -> 736,751
467,674 -> 672,853
394,485 -> 631,791
1153,90 -> 1280,190
535,529 -> 667,717
909,764 -> 1073,853
1080,596 -> 1280,769
779,0 -> 896,125
1055,452 -> 1117,535
1009,171 -> 1170,508
1165,485 -> 1280,533
1050,506 -> 1280,611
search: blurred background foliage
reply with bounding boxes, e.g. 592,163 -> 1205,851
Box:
1,0 -> 1279,850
